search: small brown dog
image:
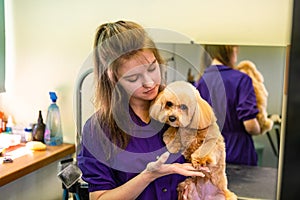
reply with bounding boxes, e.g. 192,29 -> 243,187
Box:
150,81 -> 237,200
236,60 -> 273,134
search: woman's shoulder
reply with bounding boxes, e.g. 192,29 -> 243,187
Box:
83,113 -> 98,129
235,69 -> 253,84
82,113 -> 109,138
224,67 -> 253,83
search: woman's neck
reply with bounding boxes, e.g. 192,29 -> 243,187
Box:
129,99 -> 151,123
211,59 -> 224,65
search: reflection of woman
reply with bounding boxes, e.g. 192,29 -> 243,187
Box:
77,20 -> 207,200
194,45 -> 261,166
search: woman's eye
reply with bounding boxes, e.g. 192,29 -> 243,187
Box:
126,75 -> 139,82
166,101 -> 173,107
180,104 -> 188,110
148,62 -> 158,72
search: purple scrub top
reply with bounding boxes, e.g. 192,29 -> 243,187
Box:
77,107 -> 186,199
194,65 -> 259,166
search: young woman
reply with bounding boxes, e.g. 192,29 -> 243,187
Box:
194,45 -> 261,166
77,20 -> 207,200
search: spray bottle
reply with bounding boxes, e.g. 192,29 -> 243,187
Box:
44,92 -> 63,145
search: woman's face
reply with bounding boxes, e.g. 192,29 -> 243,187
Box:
117,49 -> 162,103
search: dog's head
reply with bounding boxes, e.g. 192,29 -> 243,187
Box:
150,81 -> 215,129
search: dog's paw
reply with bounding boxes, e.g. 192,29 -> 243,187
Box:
191,155 -> 213,169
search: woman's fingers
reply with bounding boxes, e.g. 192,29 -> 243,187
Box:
171,163 -> 205,177
178,163 -> 210,173
145,152 -> 209,178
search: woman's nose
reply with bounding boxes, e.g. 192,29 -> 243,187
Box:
142,81 -> 154,88
142,74 -> 154,87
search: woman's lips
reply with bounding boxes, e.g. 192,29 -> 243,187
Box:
144,86 -> 157,94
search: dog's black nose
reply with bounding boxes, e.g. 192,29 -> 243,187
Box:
169,116 -> 177,122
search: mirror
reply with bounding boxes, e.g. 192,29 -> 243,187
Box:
156,42 -> 285,168
154,42 -> 286,199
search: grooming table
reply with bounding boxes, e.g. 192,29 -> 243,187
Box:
227,164 -> 277,200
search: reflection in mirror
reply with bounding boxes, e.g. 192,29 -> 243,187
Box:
156,43 -> 286,200
156,43 -> 286,169
237,45 -> 285,168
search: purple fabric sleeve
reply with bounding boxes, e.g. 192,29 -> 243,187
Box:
236,75 -> 259,121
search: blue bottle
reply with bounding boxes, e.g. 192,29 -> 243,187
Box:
44,92 -> 63,145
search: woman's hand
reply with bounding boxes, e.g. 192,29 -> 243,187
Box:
244,118 -> 261,135
90,152 -> 210,200
144,152 -> 209,180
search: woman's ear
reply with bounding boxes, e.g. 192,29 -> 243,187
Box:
107,69 -> 115,82
188,94 -> 216,130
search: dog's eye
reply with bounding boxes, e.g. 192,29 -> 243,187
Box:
166,101 -> 173,107
180,104 -> 188,110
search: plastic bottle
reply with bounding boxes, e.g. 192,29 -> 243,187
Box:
5,116 -> 13,133
44,92 -> 63,146
32,110 -> 46,142
24,126 -> 33,142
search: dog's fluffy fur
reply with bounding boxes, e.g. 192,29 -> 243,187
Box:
150,81 -> 237,200
236,60 -> 273,134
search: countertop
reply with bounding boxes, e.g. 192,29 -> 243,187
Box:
0,143 -> 75,187
227,164 -> 278,200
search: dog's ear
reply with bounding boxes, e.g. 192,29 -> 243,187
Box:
149,91 -> 165,121
247,62 -> 264,83
188,92 -> 216,129
238,60 -> 264,83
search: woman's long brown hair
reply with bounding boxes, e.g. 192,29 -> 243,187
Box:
92,20 -> 166,159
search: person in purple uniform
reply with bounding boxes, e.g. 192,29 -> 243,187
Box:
194,45 -> 262,166
77,21 -> 208,200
